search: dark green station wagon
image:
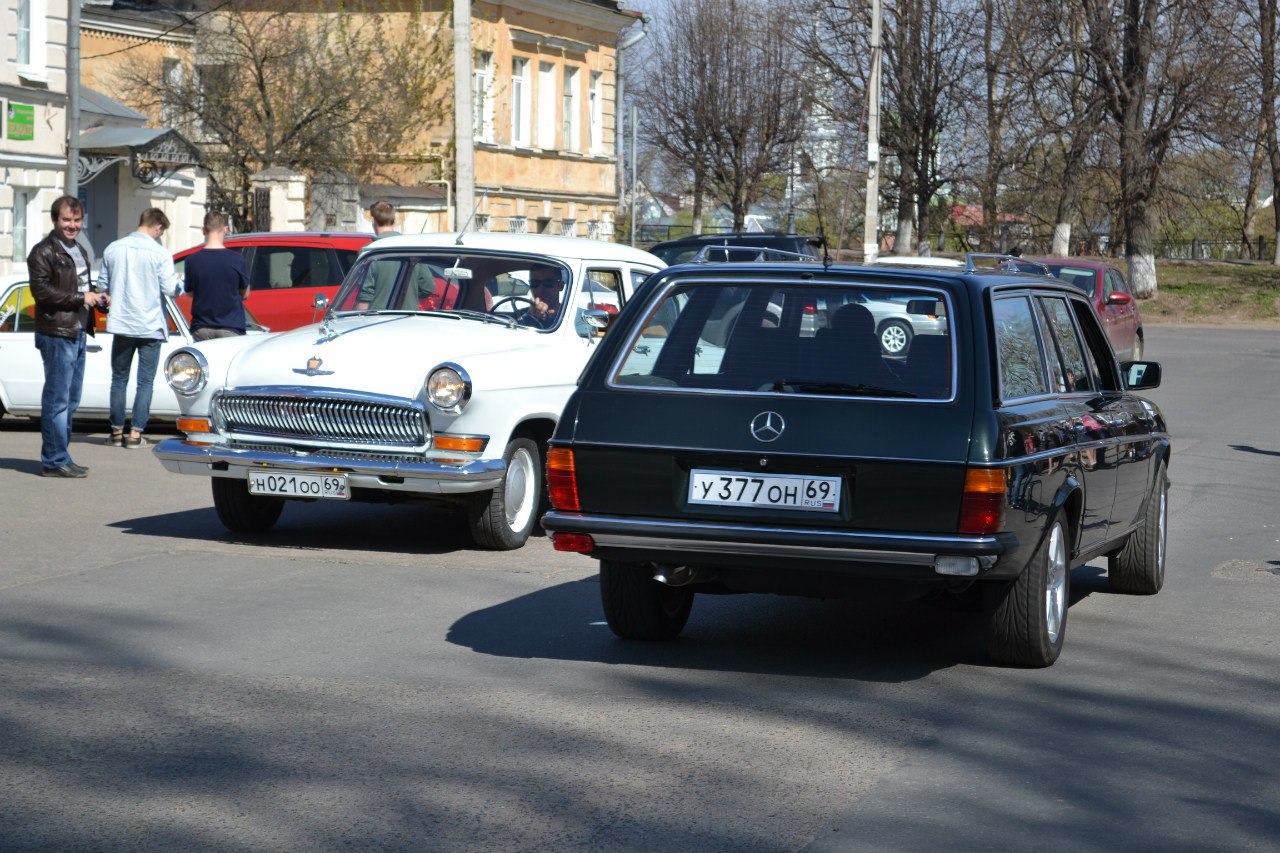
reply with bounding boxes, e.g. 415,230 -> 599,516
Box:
542,258 -> 1170,667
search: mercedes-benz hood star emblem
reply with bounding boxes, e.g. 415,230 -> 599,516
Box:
750,411 -> 785,442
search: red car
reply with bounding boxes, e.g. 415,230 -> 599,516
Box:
174,231 -> 373,331
1033,257 -> 1145,360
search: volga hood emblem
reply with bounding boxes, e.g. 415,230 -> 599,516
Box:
750,411 -> 785,442
293,356 -> 335,376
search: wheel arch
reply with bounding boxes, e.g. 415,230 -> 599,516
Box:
511,416 -> 555,449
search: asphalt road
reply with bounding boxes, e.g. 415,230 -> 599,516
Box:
1,326 -> 1277,853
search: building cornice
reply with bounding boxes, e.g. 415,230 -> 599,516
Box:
484,0 -> 641,35
82,10 -> 196,46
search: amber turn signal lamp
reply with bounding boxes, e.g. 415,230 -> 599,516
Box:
433,435 -> 488,452
552,532 -> 595,553
545,447 -> 581,511
177,417 -> 211,434
958,467 -> 1007,535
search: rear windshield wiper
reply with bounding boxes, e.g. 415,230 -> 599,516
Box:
770,379 -> 917,398
451,309 -> 518,328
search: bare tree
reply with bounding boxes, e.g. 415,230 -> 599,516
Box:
636,0 -> 809,233
119,0 -> 451,225
1080,0 -> 1222,296
632,0 -> 723,233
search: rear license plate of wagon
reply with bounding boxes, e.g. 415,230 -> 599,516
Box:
248,472 -> 350,500
688,469 -> 841,512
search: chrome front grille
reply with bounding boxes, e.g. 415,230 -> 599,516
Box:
213,392 -> 427,446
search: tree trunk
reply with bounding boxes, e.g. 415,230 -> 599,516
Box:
1125,203 -> 1157,298
1260,0 -> 1280,264
1051,222 -> 1072,256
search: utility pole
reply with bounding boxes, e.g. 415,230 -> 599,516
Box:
66,0 -> 82,195
629,105 -> 638,246
453,0 -> 475,230
862,0 -> 883,262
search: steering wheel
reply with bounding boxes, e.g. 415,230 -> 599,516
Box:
490,295 -> 535,316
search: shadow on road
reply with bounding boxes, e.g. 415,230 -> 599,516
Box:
106,500 -> 482,556
447,564 -> 1112,682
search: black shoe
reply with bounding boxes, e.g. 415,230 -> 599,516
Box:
42,463 -> 87,479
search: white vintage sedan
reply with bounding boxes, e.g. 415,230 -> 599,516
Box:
153,233 -> 665,550
0,273 -> 265,421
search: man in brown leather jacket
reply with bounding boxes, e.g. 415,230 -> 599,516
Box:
27,195 -> 110,478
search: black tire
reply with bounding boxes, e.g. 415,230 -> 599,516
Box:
211,477 -> 284,533
985,519 -> 1070,666
1109,459 -> 1167,595
467,436 -> 540,550
878,319 -> 913,355
600,560 -> 694,640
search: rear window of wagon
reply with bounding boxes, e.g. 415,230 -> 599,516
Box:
610,281 -> 954,400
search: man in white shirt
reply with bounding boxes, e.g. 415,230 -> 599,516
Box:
96,208 -> 182,448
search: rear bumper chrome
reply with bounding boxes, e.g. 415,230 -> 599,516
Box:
542,512 -> 1015,577
153,438 -> 505,495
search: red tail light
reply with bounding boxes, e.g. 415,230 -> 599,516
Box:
546,447 -> 581,511
958,468 -> 1006,535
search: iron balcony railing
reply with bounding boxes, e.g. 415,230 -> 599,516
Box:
212,391 -> 428,447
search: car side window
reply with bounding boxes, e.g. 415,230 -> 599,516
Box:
0,286 -> 27,332
1105,269 -> 1129,299
1070,298 -> 1120,391
584,268 -> 623,311
250,247 -> 332,290
335,249 -> 360,276
992,295 -> 1049,400
1038,296 -> 1093,393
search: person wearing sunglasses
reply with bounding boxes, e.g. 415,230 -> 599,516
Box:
518,268 -> 566,329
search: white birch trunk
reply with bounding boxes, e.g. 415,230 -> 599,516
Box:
1051,222 -> 1072,256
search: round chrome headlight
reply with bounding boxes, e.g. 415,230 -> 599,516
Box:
426,363 -> 472,411
165,349 -> 208,395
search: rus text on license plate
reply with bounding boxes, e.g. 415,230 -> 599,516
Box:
248,471 -> 350,500
688,470 -> 841,512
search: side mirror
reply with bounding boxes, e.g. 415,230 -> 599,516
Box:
1107,291 -> 1133,305
580,308 -> 614,336
311,292 -> 330,325
1122,360 -> 1161,390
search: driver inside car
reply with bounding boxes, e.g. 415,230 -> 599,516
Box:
517,268 -> 565,329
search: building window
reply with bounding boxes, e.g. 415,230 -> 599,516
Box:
587,219 -> 601,240
509,216 -> 528,234
12,190 -> 32,263
589,72 -> 603,154
511,57 -> 531,147
562,67 -> 580,152
16,0 -> 48,77
559,218 -> 577,236
474,51 -> 494,143
474,214 -> 490,232
161,58 -> 184,128
537,62 -> 556,149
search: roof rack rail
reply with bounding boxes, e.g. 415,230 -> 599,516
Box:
690,245 -> 820,264
964,253 -> 1051,276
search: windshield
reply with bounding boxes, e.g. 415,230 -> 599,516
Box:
332,251 -> 577,330
1044,264 -> 1098,297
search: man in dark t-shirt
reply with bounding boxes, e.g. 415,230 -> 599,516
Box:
185,211 -> 250,341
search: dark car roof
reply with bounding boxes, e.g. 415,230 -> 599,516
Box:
648,260 -> 1074,294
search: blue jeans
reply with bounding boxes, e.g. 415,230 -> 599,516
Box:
109,335 -> 162,433
35,331 -> 87,469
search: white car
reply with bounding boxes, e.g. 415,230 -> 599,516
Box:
0,273 -> 265,421
153,233 -> 665,550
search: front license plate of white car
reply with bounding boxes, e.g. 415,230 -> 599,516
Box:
248,472 -> 350,500
688,470 -> 841,512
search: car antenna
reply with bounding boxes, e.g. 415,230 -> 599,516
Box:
813,191 -> 833,271
454,191 -> 488,245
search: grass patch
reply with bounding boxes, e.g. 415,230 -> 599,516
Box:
1147,261 -> 1280,324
